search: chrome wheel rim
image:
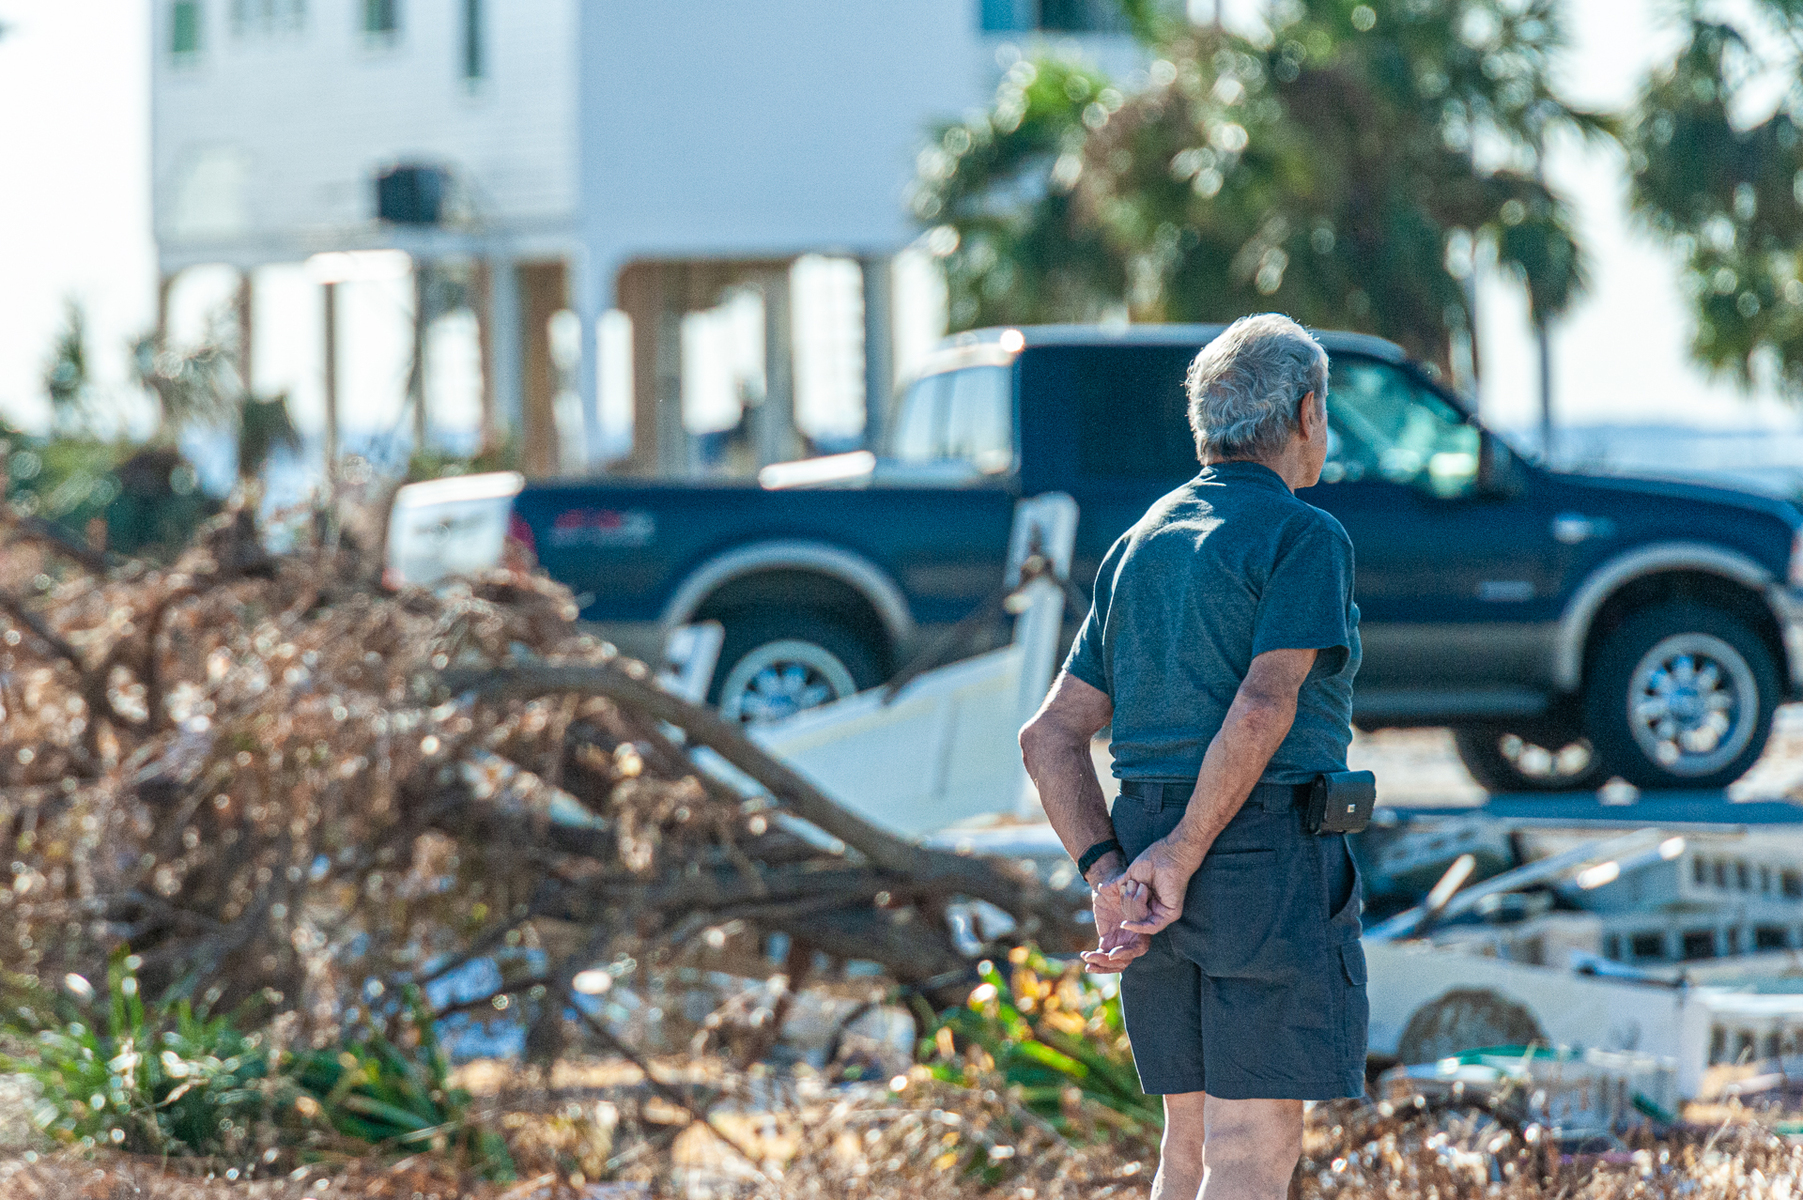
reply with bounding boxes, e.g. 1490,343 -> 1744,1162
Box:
1497,730 -> 1598,783
719,639 -> 858,723
1625,632 -> 1758,777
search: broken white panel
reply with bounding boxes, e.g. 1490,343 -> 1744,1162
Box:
1366,938 -> 1803,1099
386,471 -> 525,586
752,493 -> 1078,837
752,644 -> 1027,837
659,621 -> 725,704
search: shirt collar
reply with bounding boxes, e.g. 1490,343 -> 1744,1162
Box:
1196,460 -> 1291,492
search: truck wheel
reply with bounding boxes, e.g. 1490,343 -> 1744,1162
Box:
1582,604 -> 1779,791
711,615 -> 881,724
1452,721 -> 1609,793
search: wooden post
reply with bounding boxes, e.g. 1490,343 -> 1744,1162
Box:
155,272 -> 175,350
518,260 -> 567,477
755,265 -> 797,466
655,263 -> 687,476
235,269 -> 255,397
618,261 -> 664,477
860,256 -> 894,451
409,262 -> 430,450
322,280 -> 340,481
471,259 -> 498,455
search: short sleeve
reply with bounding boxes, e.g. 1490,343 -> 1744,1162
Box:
1252,519 -> 1355,675
1062,535 -> 1126,695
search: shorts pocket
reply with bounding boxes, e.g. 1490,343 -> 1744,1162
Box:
1191,848 -> 1282,976
1337,939 -> 1372,1078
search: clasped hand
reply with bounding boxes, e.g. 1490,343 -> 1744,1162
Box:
1077,836 -> 1202,974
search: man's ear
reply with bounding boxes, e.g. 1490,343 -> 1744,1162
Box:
1297,391 -> 1320,437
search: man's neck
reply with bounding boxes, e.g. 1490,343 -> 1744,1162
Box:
1200,450 -> 1307,492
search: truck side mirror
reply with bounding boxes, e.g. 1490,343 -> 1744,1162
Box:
1476,429 -> 1518,497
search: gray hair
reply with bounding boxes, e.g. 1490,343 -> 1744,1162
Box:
1185,313 -> 1329,462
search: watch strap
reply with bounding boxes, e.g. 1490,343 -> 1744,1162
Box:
1077,837 -> 1124,877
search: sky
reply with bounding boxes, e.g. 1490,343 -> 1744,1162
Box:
0,0 -> 1800,463
0,0 -> 158,437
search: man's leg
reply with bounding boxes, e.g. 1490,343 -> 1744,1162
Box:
1152,1092 -> 1207,1200
1199,1095 -> 1302,1200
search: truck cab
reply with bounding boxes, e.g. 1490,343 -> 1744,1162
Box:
889,325 -> 1803,792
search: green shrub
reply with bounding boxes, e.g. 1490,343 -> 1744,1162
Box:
0,954 -> 513,1179
288,996 -> 514,1180
1,431 -> 219,558
917,945 -> 1162,1143
0,951 -> 277,1157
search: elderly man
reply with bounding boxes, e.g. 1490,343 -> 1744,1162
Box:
1019,314 -> 1366,1200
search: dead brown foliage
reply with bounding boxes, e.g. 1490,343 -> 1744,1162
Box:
0,511 -> 1082,1052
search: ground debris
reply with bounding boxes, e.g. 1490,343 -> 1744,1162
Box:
0,1151 -> 499,1198
15,1088 -> 1803,1199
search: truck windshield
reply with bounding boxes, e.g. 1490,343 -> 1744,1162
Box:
1324,359 -> 1480,497
888,365 -> 1014,474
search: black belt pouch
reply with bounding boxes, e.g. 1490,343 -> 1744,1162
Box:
1305,770 -> 1376,834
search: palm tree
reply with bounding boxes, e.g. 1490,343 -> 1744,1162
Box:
42,300 -> 92,434
131,310 -> 301,486
1627,5 -> 1803,397
915,0 -> 1606,376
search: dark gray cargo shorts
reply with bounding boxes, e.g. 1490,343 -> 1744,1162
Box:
1112,779 -> 1368,1100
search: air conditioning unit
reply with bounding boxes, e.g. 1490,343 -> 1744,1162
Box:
375,164 -> 449,225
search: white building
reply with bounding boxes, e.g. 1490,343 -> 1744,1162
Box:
150,0 -> 1143,477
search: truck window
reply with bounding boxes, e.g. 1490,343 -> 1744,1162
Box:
889,365 -> 1014,473
1323,359 -> 1480,497
1027,344 -> 1199,480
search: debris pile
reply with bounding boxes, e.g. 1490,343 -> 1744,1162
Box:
0,511 -> 1087,1054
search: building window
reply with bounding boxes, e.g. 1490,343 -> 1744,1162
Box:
171,1 -> 203,58
1757,926 -> 1789,950
462,0 -> 483,79
363,0 -> 399,37
1629,932 -> 1664,960
1682,930 -> 1718,960
232,0 -> 304,35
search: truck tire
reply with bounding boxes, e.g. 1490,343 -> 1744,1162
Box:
1452,721 -> 1610,793
710,614 -> 882,724
1582,603 -> 1779,791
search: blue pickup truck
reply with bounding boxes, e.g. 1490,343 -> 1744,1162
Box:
510,325 -> 1803,793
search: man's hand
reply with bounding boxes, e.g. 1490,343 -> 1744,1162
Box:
1111,836 -> 1206,936
1079,861 -> 1150,974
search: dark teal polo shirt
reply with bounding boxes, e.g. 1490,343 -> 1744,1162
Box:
1063,460 -> 1361,785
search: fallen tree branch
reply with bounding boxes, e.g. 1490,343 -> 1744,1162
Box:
441,662 -> 1088,949
3,508 -> 111,573
570,1001 -> 774,1180
0,588 -> 84,666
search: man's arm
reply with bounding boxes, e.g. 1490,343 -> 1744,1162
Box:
1020,672 -> 1149,972
1019,671 -> 1117,881
1115,646 -> 1318,935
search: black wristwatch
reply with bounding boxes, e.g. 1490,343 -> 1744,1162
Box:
1077,837 -> 1124,878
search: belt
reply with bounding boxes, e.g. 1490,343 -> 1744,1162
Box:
1119,778 -> 1311,814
